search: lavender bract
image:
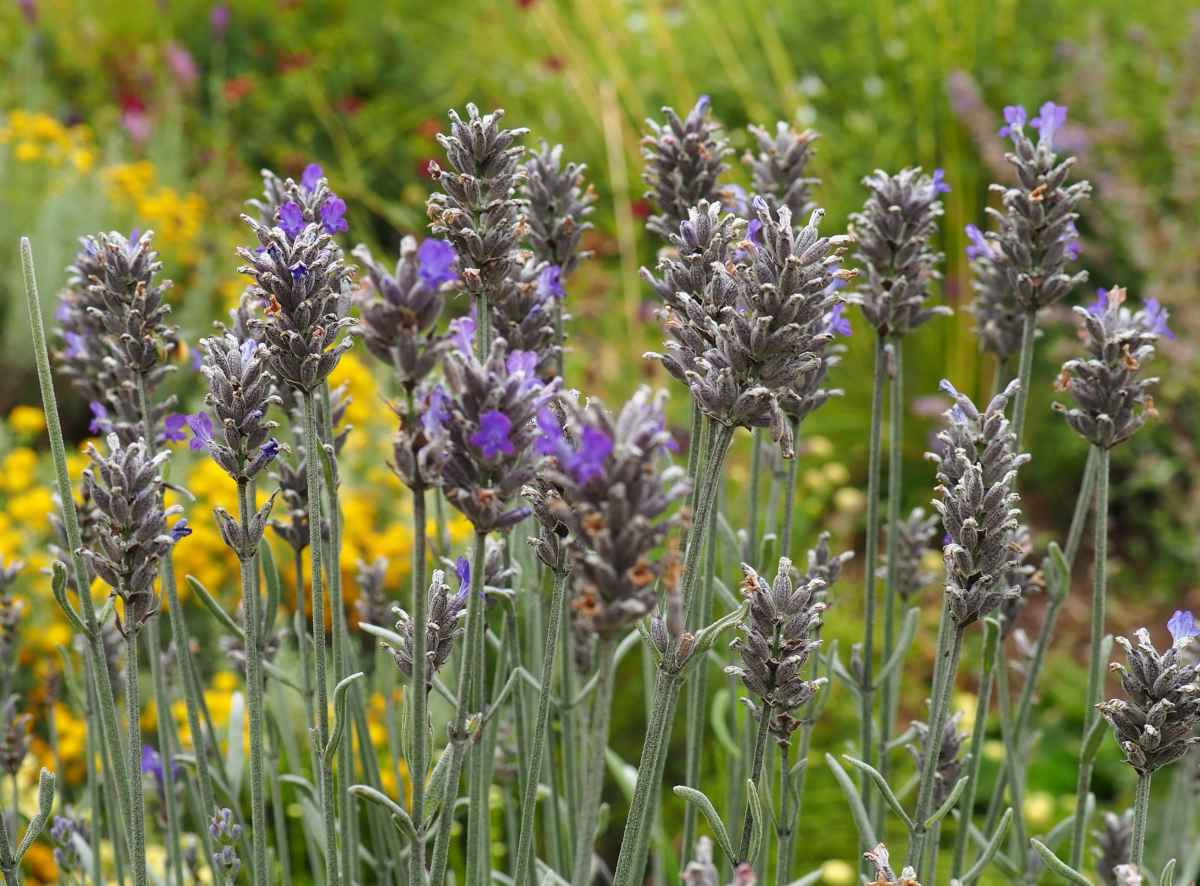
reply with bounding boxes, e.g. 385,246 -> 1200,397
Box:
79,433 -> 181,633
928,381 -> 1029,628
988,103 -> 1091,313
850,167 -> 950,338
383,567 -> 468,691
524,141 -> 595,276
743,122 -> 819,223
1054,286 -> 1161,449
525,387 -> 688,637
641,96 -> 732,242
434,338 -> 558,533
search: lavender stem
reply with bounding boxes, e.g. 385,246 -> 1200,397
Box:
513,566 -> 568,886
1071,445 -> 1110,869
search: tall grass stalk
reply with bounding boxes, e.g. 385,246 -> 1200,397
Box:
878,338 -> 903,823
950,619 -> 1000,880
408,481 -> 429,884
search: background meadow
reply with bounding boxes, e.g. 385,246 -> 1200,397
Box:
0,0 -> 1197,881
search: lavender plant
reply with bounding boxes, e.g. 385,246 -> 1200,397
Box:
9,84 -> 1191,886
1054,286 -> 1164,869
848,165 -> 949,818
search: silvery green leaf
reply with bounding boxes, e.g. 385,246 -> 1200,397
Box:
672,785 -> 736,864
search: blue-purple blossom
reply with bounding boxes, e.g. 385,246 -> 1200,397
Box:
301,163 -> 323,191
417,238 -> 458,289
248,438 -> 281,475
170,519 -> 192,542
825,303 -> 852,337
998,104 -> 1027,140
64,331 -> 86,359
452,555 -> 471,605
88,401 -> 110,435
278,201 -> 304,238
506,350 -> 541,391
239,338 -> 258,363
422,385 -> 450,437
932,168 -> 950,193
1144,298 -> 1174,339
1168,610 -> 1200,646
320,197 -> 348,235
449,314 -> 475,355
470,410 -> 515,458
537,264 -> 566,301
534,408 -> 565,456
566,426 -> 613,484
1087,288 -> 1108,317
289,262 -> 308,279
964,224 -> 991,259
1030,101 -> 1068,148
186,412 -> 213,452
162,413 -> 187,443
747,218 -> 763,244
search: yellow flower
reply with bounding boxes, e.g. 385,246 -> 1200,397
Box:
821,859 -> 855,884
0,449 -> 39,494
7,406 -> 45,436
8,487 -> 54,531
1023,791 -> 1054,827
14,141 -> 40,162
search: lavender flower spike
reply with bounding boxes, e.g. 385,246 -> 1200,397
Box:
79,434 -> 179,633
641,96 -> 732,241
383,568 -> 468,691
850,167 -> 951,337
987,101 -> 1091,313
434,337 -> 559,533
928,380 -> 1030,628
1053,286 -> 1161,449
195,333 -> 282,483
743,122 -> 820,224
238,201 -> 356,393
1100,622 -> 1200,775
523,141 -> 595,276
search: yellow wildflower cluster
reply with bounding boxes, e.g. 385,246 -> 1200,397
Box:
0,110 -> 95,172
102,160 -> 206,259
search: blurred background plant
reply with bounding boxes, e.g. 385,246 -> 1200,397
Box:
0,0 -> 1196,881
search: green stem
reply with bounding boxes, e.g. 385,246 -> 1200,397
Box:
145,618 -> 184,886
982,448 -> 1097,836
779,418 -> 800,561
19,238 -> 134,854
126,627 -> 147,886
1011,309 -> 1038,450
557,573 -> 580,865
680,418 -> 714,863
571,639 -> 618,886
610,670 -> 682,886
1130,772 -> 1152,870
879,338 -> 903,827
1070,445 -> 1109,870
736,701 -> 772,861
409,483 -> 429,885
774,739 -> 794,886
237,481 -> 270,886
318,386 -> 356,886
612,423 -> 733,886
748,428 -> 763,564
301,392 -> 338,885
860,335 -> 887,807
950,621 -> 1000,881
266,721 -> 294,886
514,567 -> 569,886
994,645 -> 1027,874
83,670 -> 106,886
461,531 -> 490,886
907,612 -> 965,876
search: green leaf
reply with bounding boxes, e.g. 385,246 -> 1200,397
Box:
872,607 -> 919,690
924,775 -> 968,829
745,778 -> 764,863
841,755 -> 913,830
186,574 -> 244,640
1030,838 -> 1092,886
961,807 -> 1011,885
710,690 -> 742,760
259,541 -> 282,640
1160,858 -> 1177,886
672,785 -> 736,864
325,672 -> 365,764
824,753 -> 876,848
